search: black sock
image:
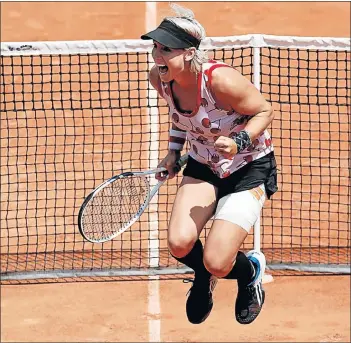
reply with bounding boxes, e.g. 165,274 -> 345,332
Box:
223,251 -> 255,288
171,239 -> 211,280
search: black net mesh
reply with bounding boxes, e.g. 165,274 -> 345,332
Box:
1,45 -> 350,278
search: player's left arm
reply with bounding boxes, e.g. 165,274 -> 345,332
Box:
211,67 -> 274,142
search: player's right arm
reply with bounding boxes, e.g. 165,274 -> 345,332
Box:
149,66 -> 187,180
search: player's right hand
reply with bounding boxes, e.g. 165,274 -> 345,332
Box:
156,150 -> 181,181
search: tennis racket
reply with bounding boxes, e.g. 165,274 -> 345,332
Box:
78,153 -> 189,243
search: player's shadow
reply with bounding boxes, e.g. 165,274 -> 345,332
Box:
189,202 -> 217,232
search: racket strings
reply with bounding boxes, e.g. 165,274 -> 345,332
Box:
82,175 -> 149,241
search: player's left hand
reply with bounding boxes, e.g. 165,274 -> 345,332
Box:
214,136 -> 238,159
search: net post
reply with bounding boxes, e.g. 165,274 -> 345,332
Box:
252,37 -> 263,255
253,216 -> 261,252
254,217 -> 274,284
252,39 -> 273,284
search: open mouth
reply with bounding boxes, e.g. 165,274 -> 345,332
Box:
158,65 -> 168,75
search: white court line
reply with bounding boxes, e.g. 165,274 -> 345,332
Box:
145,2 -> 161,343
148,275 -> 161,342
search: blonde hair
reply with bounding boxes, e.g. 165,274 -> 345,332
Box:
164,3 -> 208,73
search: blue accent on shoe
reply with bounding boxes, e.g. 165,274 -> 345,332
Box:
247,256 -> 261,286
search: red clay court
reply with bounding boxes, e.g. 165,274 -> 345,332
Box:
1,2 -> 350,342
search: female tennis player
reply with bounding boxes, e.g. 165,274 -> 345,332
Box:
141,4 -> 278,325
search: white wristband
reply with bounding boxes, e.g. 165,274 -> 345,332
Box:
169,128 -> 187,139
169,128 -> 186,151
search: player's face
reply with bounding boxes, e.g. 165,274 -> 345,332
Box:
152,41 -> 187,82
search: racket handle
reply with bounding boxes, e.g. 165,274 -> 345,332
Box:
177,153 -> 189,167
152,153 -> 189,175
172,153 -> 189,174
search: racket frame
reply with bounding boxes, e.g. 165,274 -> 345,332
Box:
78,154 -> 188,243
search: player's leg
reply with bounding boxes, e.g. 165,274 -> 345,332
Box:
168,175 -> 217,269
168,175 -> 218,324
203,184 -> 267,324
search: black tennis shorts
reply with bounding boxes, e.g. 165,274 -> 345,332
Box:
183,152 -> 278,200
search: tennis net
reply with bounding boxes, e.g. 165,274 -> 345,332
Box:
1,34 -> 350,280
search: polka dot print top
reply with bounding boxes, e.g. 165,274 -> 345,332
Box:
161,61 -> 274,178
